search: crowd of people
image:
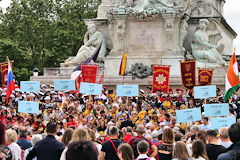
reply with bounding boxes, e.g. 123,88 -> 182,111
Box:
0,84 -> 240,160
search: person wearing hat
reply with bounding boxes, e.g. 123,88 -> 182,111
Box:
139,89 -> 145,96
43,96 -> 52,111
62,91 -> 70,103
41,84 -> 47,92
29,93 -> 36,101
45,89 -> 51,97
25,93 -> 32,101
50,85 -> 55,91
128,125 -> 158,158
38,92 -> 45,103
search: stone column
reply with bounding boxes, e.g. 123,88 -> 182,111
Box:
97,0 -> 121,19
162,13 -> 176,51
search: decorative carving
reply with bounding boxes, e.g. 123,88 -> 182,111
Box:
191,19 -> 227,67
191,1 -> 212,17
62,24 -> 107,67
116,21 -> 126,51
126,63 -> 152,78
179,14 -> 190,52
162,13 -> 175,50
108,0 -> 189,21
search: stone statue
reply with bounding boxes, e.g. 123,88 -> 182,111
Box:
62,24 -> 107,67
134,0 -> 150,12
191,19 -> 227,67
179,14 -> 189,52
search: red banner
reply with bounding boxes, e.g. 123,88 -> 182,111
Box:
198,68 -> 214,86
1,62 -> 12,88
153,65 -> 170,93
180,60 -> 196,89
81,65 -> 98,83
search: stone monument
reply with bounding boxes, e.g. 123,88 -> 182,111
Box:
31,0 -> 237,90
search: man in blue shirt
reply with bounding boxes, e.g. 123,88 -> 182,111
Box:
26,121 -> 65,160
17,126 -> 32,150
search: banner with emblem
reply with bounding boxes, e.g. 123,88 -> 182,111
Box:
81,65 -> 98,83
152,65 -> 170,93
198,68 -> 214,86
180,60 -> 196,89
1,61 -> 13,87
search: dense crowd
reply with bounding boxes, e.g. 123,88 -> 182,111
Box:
0,84 -> 240,160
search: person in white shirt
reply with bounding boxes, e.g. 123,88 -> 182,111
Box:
199,117 -> 211,131
6,129 -> 22,160
217,127 -> 232,148
136,140 -> 156,160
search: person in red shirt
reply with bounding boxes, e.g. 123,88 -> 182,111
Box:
123,126 -> 133,143
67,115 -> 77,128
128,125 -> 158,159
33,115 -> 46,133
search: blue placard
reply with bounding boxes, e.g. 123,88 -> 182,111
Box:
176,108 -> 202,123
194,85 -> 216,99
211,117 -> 236,130
20,81 -> 40,92
54,80 -> 75,91
80,82 -> 103,95
204,103 -> 229,117
18,101 -> 39,114
116,85 -> 139,97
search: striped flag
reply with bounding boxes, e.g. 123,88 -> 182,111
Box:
224,52 -> 240,102
6,59 -> 15,104
119,53 -> 128,76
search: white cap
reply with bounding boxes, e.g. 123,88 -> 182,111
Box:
30,93 -> 35,97
107,121 -> 114,127
41,84 -> 47,88
151,130 -> 159,138
160,122 -> 166,126
44,96 -> 51,100
163,126 -> 169,130
139,89 -> 145,94
173,127 -> 180,133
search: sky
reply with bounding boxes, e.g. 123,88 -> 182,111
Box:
0,0 -> 240,54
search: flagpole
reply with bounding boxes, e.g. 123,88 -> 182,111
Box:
0,57 -> 14,65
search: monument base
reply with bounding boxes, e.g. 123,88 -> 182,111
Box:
30,57 -> 227,91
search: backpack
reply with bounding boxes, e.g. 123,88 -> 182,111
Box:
132,137 -> 146,158
227,150 -> 240,160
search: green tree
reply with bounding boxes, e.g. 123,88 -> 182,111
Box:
0,0 -> 100,83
